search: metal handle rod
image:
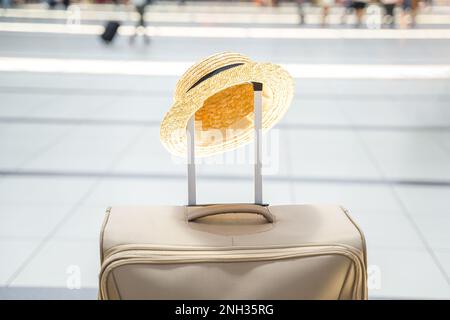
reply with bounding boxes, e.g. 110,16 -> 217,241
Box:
253,82 -> 263,205
187,116 -> 196,206
186,82 -> 263,206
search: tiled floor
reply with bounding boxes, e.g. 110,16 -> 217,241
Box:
0,2 -> 450,300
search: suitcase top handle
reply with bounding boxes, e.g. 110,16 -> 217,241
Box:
187,81 -> 263,206
187,204 -> 274,223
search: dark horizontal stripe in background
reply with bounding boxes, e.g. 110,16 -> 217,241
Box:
0,116 -> 449,132
1,86 -> 450,100
0,170 -> 449,187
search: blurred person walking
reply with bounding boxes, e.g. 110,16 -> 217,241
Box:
45,0 -> 70,10
130,0 -> 151,44
62,0 -> 70,10
296,0 -> 306,25
318,0 -> 334,27
352,0 -> 368,27
400,0 -> 419,27
47,0 -> 57,9
340,0 -> 354,25
381,0 -> 397,27
1,0 -> 12,9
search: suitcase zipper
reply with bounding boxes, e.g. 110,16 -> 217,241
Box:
99,245 -> 366,300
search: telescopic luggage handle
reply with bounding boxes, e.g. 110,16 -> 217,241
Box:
187,82 -> 264,206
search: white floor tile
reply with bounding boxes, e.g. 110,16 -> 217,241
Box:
394,186 -> 450,250
28,95 -> 114,119
281,99 -> 348,126
92,96 -> 171,121
0,204 -> 73,239
328,80 -> 449,96
0,93 -> 55,117
0,177 -> 95,206
0,240 -> 40,286
340,99 -> 450,127
54,205 -> 107,240
292,183 -> 424,249
112,127 -> 185,175
357,212 -> 425,250
292,183 -> 403,215
433,132 -> 450,154
11,239 -> 100,288
22,126 -> 142,172
196,132 -> 290,177
361,131 -> 450,181
0,123 -> 72,169
413,216 -> 450,250
288,129 -> 380,179
368,248 -> 450,299
394,186 -> 450,217
434,250 -> 450,279
84,178 -> 186,207
197,180 -> 292,205
0,73 -> 176,93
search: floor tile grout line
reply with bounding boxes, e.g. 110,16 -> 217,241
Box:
431,132 -> 450,158
1,86 -> 450,100
0,124 -> 78,180
0,235 -> 98,242
0,87 -> 172,96
0,93 -> 133,176
387,188 -> 450,285
4,180 -> 100,287
1,116 -> 449,132
339,99 -> 450,284
36,125 -> 148,245
4,126 -> 147,286
423,131 -> 450,171
283,129 -> 296,203
1,169 -> 450,187
343,114 -> 450,285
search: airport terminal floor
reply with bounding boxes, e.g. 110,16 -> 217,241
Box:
0,1 -> 449,299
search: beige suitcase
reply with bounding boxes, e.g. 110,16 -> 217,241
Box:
99,204 -> 367,300
98,53 -> 367,300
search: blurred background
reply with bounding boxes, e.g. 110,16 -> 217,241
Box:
0,0 -> 449,299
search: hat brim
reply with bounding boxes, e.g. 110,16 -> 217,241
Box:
160,62 -> 294,157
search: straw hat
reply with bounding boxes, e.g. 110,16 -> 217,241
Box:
160,52 -> 294,157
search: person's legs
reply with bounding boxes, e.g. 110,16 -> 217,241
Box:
136,5 -> 150,44
355,8 -> 364,27
1,0 -> 12,9
341,0 -> 353,25
297,0 -> 305,25
401,0 -> 417,27
139,5 -> 146,28
352,2 -> 366,27
130,5 -> 144,44
321,5 -> 329,27
384,4 -> 395,27
410,0 -> 418,26
47,0 -> 57,9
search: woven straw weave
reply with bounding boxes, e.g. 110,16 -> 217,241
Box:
160,52 -> 294,157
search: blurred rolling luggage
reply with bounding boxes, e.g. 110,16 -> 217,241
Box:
101,21 -> 120,43
98,53 -> 367,300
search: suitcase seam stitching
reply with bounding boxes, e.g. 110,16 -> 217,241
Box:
339,206 -> 367,266
100,207 -> 112,264
111,271 -> 122,300
339,206 -> 368,299
337,259 -> 354,300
